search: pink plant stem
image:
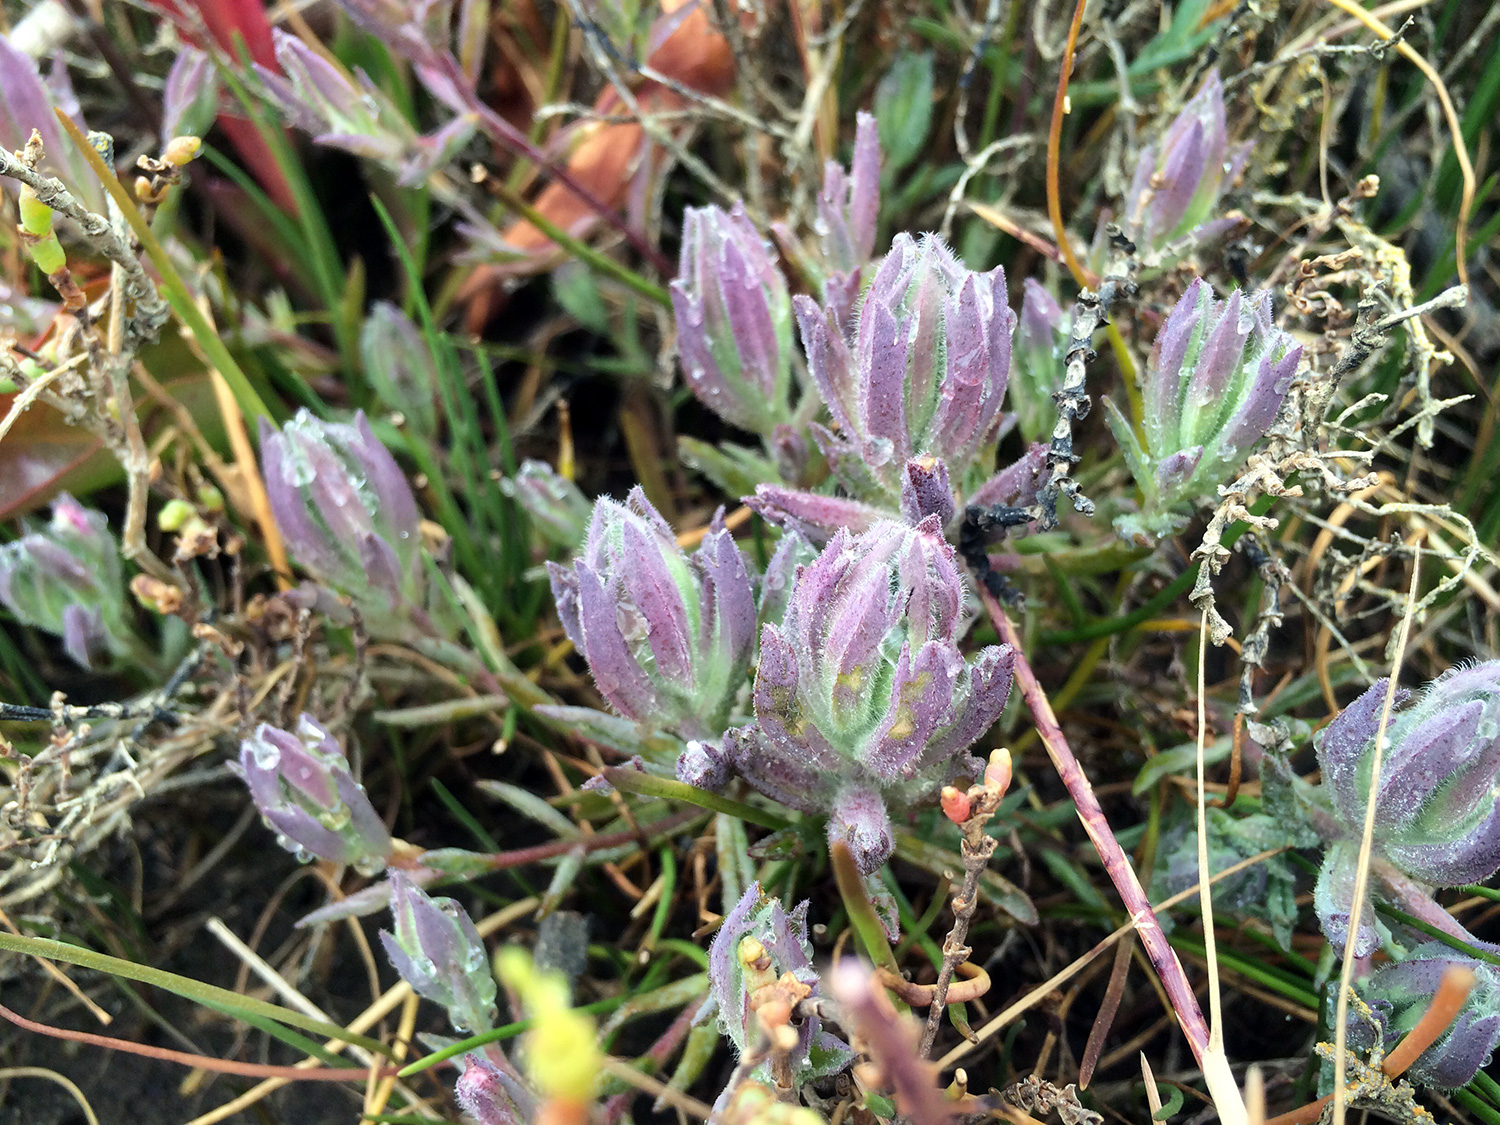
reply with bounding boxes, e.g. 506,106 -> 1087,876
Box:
982,590 -> 1211,1067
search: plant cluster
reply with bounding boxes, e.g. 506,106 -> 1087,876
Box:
0,2 -> 1496,1124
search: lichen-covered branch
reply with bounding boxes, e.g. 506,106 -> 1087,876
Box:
1036,233 -> 1137,530
0,135 -> 168,350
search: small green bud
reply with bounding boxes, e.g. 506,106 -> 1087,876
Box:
18,187 -> 54,237
158,499 -> 196,532
196,484 -> 225,512
28,235 -> 66,276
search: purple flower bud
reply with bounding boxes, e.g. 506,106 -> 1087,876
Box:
360,302 -> 439,436
1313,663 -> 1500,920
746,486 -> 888,543
707,884 -> 852,1081
801,234 -> 1014,501
395,111 -> 478,187
254,32 -> 345,134
966,443 -> 1048,514
670,203 -> 794,435
1350,944 -> 1500,1088
259,409 -> 426,635
727,518 -> 1014,874
332,0 -> 450,70
1313,839 -> 1379,959
255,29 -> 414,163
60,604 -> 109,670
899,456 -> 955,526
235,714 -> 393,874
1010,279 -> 1069,445
1106,279 -> 1300,537
547,489 -> 756,740
503,460 -> 592,550
162,47 -> 217,140
817,110 -> 881,305
381,870 -> 498,1034
455,1051 -> 534,1125
677,739 -> 730,790
828,781 -> 894,876
0,494 -> 134,670
1120,71 -> 1247,259
770,424 -> 809,483
756,529 -> 815,628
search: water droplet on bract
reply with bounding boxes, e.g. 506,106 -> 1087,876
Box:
278,837 -> 314,864
286,451 -> 317,487
354,855 -> 386,877
251,739 -> 282,770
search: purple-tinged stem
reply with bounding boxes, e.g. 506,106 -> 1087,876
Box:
426,54 -> 674,278
981,591 -> 1211,1068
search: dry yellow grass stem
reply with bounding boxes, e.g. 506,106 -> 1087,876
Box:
363,990 -> 420,1121
1319,0 -> 1474,288
0,900 -> 111,1025
0,1067 -> 100,1125
1196,609 -> 1246,1125
675,504 -> 752,549
1331,546 -> 1421,1125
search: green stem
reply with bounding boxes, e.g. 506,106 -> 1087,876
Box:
600,768 -> 791,830
830,841 -> 900,975
488,179 -> 671,308
1010,539 -> 1152,578
1040,562 -> 1201,645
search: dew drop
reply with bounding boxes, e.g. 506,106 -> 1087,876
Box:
285,450 -> 317,488
251,739 -> 282,770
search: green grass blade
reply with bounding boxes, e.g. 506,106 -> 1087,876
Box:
0,930 -> 392,1055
